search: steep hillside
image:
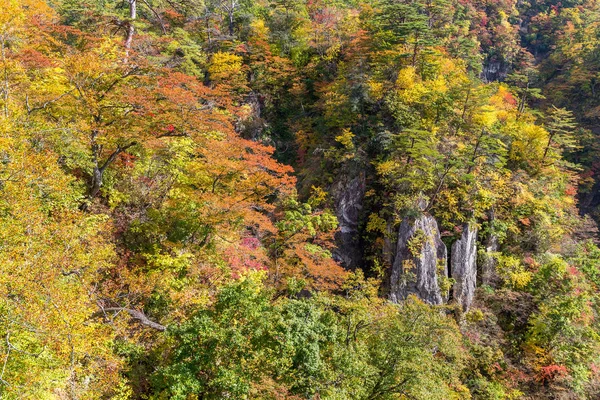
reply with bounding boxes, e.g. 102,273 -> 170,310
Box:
1,0 -> 600,398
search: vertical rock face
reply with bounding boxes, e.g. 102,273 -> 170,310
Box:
238,92 -> 267,140
481,57 -> 509,83
332,172 -> 366,270
480,234 -> 499,287
389,214 -> 447,305
451,224 -> 478,312
480,209 -> 500,287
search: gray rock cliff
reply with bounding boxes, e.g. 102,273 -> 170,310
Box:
451,224 -> 478,312
332,172 -> 365,270
389,214 -> 447,305
480,210 -> 500,287
480,234 -> 499,287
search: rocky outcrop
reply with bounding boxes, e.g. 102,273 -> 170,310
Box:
332,171 -> 365,270
480,210 -> 500,287
451,224 -> 477,312
481,58 -> 509,83
480,233 -> 499,287
238,92 -> 267,140
389,214 -> 447,305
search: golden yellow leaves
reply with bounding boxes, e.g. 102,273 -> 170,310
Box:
367,79 -> 384,100
509,123 -> 548,166
0,0 -> 25,35
496,255 -> 532,290
0,0 -> 57,52
394,66 -> 427,104
376,159 -> 400,177
366,213 -> 387,234
334,128 -> 355,154
395,66 -> 418,90
472,105 -> 498,128
0,141 -> 120,396
208,51 -> 245,85
392,63 -> 457,106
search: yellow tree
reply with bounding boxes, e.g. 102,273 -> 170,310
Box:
0,118 -> 121,398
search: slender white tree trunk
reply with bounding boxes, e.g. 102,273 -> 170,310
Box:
124,0 -> 137,53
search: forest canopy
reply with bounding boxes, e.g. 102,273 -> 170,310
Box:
2,0 -> 600,399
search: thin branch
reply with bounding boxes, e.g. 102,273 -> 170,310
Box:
140,0 -> 167,34
0,333 -> 11,387
99,141 -> 138,173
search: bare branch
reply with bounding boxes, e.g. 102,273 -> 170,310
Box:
94,307 -> 166,331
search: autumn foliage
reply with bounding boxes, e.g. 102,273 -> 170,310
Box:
2,0 -> 600,398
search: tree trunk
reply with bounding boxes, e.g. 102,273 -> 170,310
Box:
1,38 -> 9,118
411,33 -> 419,67
467,128 -> 485,174
228,9 -> 235,36
461,87 -> 471,121
124,0 -> 137,52
89,165 -> 103,200
83,131 -> 136,208
542,133 -> 554,162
